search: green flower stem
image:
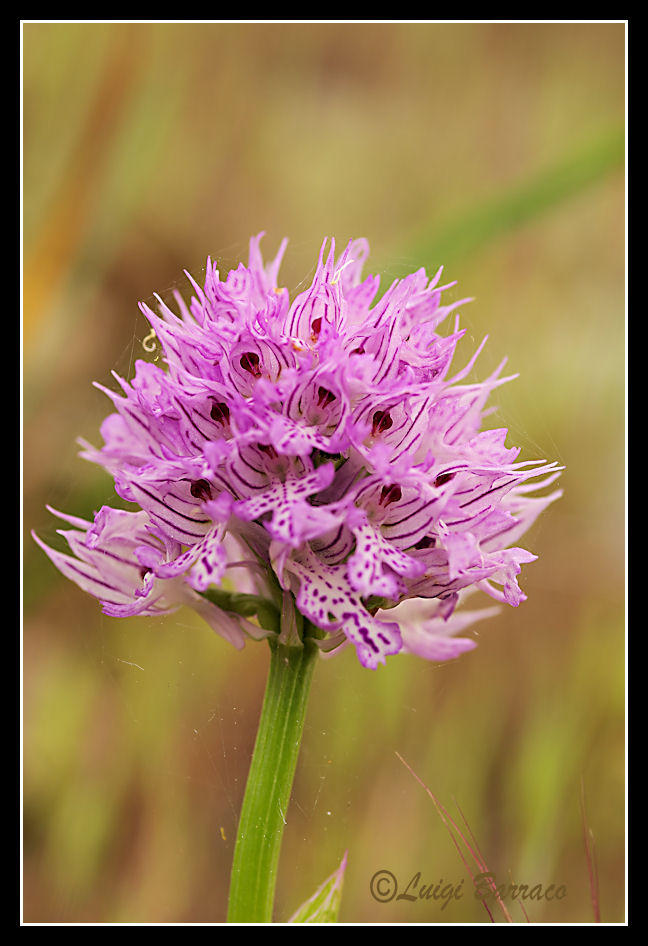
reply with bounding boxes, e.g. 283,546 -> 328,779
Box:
227,632 -> 319,923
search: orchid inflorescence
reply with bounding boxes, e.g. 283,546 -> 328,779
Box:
34,235 -> 561,669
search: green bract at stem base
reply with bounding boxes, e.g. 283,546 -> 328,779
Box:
226,612 -> 321,923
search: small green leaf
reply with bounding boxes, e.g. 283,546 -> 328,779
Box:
255,599 -> 282,633
199,587 -> 281,634
363,594 -> 399,614
288,852 -> 348,923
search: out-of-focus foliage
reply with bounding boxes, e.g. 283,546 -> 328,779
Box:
23,22 -> 625,923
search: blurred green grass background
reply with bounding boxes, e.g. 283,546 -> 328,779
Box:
22,22 -> 625,923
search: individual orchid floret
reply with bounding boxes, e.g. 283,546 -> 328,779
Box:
32,506 -> 260,649
34,234 -> 561,668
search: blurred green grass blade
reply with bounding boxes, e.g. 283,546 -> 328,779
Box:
408,125 -> 624,269
288,852 -> 348,923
